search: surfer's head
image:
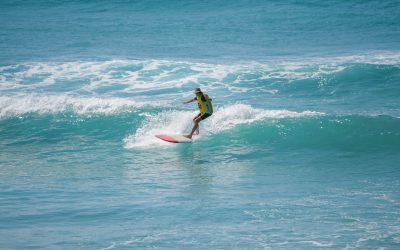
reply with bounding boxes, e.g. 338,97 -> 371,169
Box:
194,88 -> 202,95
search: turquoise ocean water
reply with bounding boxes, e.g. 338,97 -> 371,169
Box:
1,1 -> 400,249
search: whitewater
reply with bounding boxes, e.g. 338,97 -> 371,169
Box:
1,0 -> 400,249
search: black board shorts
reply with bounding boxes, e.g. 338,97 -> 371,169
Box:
196,113 -> 212,120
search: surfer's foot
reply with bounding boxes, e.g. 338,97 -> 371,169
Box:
184,134 -> 192,139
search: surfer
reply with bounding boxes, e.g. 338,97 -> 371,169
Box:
183,88 -> 213,139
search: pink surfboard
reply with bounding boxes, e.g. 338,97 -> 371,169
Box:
155,134 -> 192,143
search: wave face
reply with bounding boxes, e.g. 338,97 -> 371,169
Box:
2,102 -> 399,153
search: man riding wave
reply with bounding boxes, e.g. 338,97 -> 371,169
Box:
183,88 -> 213,139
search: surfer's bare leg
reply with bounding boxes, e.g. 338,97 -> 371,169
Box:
193,115 -> 200,135
185,116 -> 201,139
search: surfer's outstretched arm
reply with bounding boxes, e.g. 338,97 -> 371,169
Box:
183,98 -> 196,104
183,98 -> 195,104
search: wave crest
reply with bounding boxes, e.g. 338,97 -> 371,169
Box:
0,95 -> 165,118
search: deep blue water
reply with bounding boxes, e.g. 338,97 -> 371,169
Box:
1,0 -> 400,249
1,0 -> 400,63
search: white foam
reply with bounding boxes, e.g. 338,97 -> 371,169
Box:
0,60 -> 234,94
124,104 -> 323,148
320,52 -> 400,65
0,52 -> 400,97
205,104 -> 322,133
2,53 -> 399,96
101,242 -> 116,250
123,110 -> 194,148
0,94 -> 164,118
300,240 -> 334,247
